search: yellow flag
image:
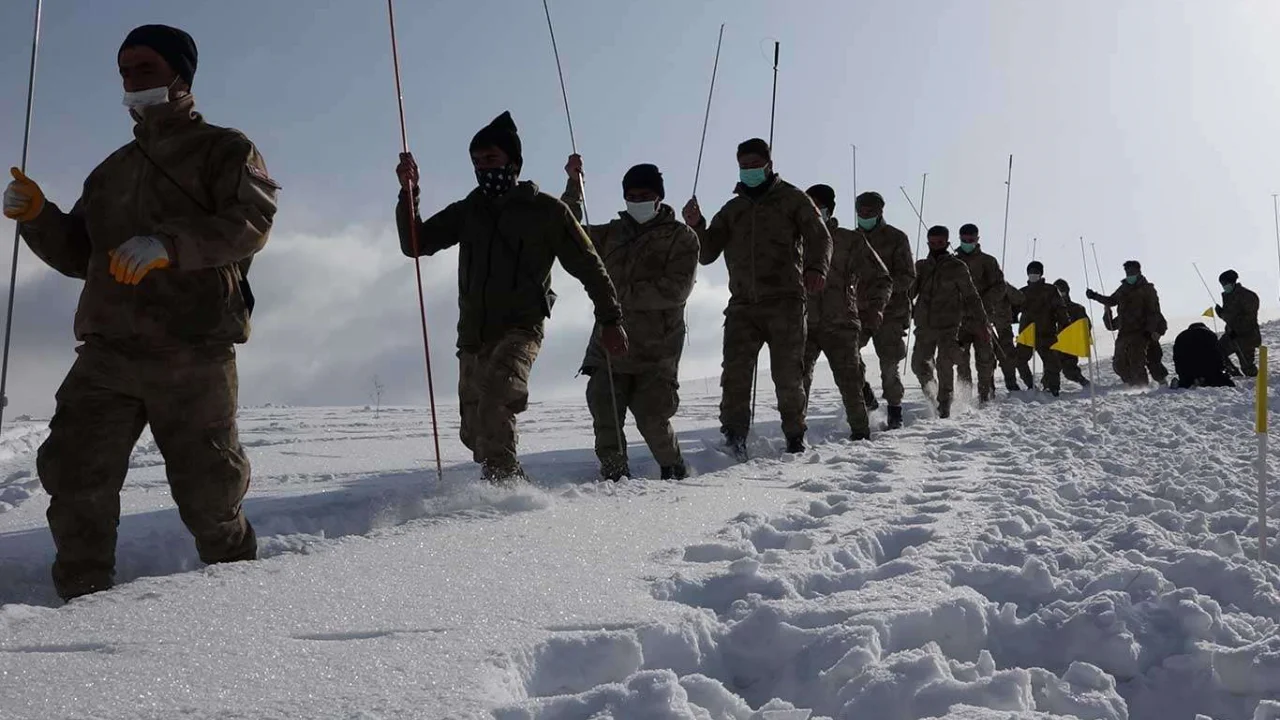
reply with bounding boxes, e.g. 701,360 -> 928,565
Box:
1016,323 -> 1036,347
1203,306 -> 1216,318
1050,318 -> 1091,358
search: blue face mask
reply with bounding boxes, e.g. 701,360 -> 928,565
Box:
1124,274 -> 1139,285
739,167 -> 768,188
1222,283 -> 1235,294
959,242 -> 977,254
856,216 -> 878,231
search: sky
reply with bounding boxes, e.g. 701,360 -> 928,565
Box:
0,0 -> 1278,417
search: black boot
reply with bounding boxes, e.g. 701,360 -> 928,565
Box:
724,432 -> 748,462
938,398 -> 952,419
862,382 -> 879,411
1005,375 -> 1021,392
785,435 -> 806,454
886,405 -> 904,430
660,463 -> 688,480
850,427 -> 871,441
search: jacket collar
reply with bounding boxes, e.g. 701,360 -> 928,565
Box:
132,93 -> 200,144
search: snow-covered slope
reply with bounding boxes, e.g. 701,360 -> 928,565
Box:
2,326 -> 1279,720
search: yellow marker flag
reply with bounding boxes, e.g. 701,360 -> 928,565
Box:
1203,306 -> 1216,318
1050,318 -> 1091,358
1016,323 -> 1036,348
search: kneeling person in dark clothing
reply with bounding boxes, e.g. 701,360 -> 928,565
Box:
1172,322 -> 1235,389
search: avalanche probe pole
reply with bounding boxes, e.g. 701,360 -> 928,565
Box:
1272,194 -> 1279,303
1091,243 -> 1116,343
387,0 -> 444,483
1192,262 -> 1220,333
903,174 -> 928,378
691,24 -> 725,201
999,154 -> 1012,269
0,0 -> 44,427
1257,346 -> 1269,563
749,40 -> 781,438
1079,237 -> 1099,431
851,144 -> 858,206
542,0 -> 626,462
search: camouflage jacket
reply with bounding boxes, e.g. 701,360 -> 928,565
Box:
955,247 -> 1006,327
1087,276 -> 1165,338
562,180 -> 698,375
853,219 -> 914,325
811,218 -> 891,331
911,250 -> 985,330
1220,283 -> 1261,345
695,176 -> 831,305
19,94 -> 277,347
397,180 -> 621,352
1017,281 -> 1072,347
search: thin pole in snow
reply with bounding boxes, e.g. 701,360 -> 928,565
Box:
387,0 -> 443,483
1091,242 -> 1116,343
1192,262 -> 1220,333
1000,154 -> 1013,270
1257,346 -> 1269,563
750,40 -> 781,444
0,0 -> 44,427
542,0 -> 626,465
1079,237 -> 1099,431
691,24 -> 725,201
851,144 -> 857,206
904,174 -> 928,378
1272,194 -> 1279,303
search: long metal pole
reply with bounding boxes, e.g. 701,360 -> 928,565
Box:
1000,154 -> 1013,269
1091,243 -> 1116,342
0,0 -> 45,426
543,0 -> 626,467
851,145 -> 858,206
1079,237 -> 1099,430
1192,262 -> 1220,333
1273,194 -> 1279,303
1257,346 -> 1269,563
904,174 -> 928,378
768,42 -> 779,149
691,24 -> 725,200
388,0 -> 444,482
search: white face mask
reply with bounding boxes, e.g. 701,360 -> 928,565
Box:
819,208 -> 831,223
122,79 -> 176,111
1028,273 -> 1043,283
625,199 -> 659,224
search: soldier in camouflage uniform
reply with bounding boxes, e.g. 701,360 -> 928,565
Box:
1086,260 -> 1167,387
801,184 -> 891,441
952,223 -> 1004,403
563,157 -> 698,480
1216,269 -> 1260,378
683,138 -> 831,459
3,26 -> 277,601
397,112 -> 624,484
851,192 -> 915,430
1052,279 -> 1091,388
910,226 -> 987,418
1013,262 -> 1071,396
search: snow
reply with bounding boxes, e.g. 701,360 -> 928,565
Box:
3,325 -> 1280,719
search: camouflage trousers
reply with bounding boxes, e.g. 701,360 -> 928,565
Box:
458,326 -> 543,481
721,299 -> 808,439
586,369 -> 682,473
911,326 -> 962,405
1113,333 -> 1163,386
1220,334 -> 1259,377
1057,351 -> 1089,386
1013,343 -> 1062,393
994,324 -> 1020,384
37,340 -> 254,601
956,323 -> 997,401
858,319 -> 908,406
803,324 -> 869,434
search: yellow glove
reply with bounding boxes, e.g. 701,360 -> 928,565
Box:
3,167 -> 45,222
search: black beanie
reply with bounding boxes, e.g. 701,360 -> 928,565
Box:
959,223 -> 979,236
120,25 -> 198,87
469,111 -> 523,170
622,164 -> 664,200
805,184 -> 836,211
1027,261 -> 1044,274
1053,278 -> 1070,293
1219,269 -> 1239,285
736,138 -> 771,162
1123,260 -> 1141,273
855,191 -> 885,212
927,225 -> 949,239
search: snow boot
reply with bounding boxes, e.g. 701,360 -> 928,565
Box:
482,462 -> 528,486
660,463 -> 688,481
785,435 -> 806,454
886,405 -> 904,430
724,432 -> 749,462
601,462 -> 632,482
850,428 -> 871,442
937,398 -> 952,419
861,382 -> 879,411
1005,375 -> 1021,392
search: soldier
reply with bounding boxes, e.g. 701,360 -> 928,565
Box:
952,223 -> 1004,403
1052,278 -> 1091,388
562,157 -> 698,480
682,138 -> 831,459
1086,260 -> 1167,387
1173,322 -> 1235,389
396,111 -> 625,484
910,226 -> 987,419
801,184 -> 891,441
2,25 -> 277,601
1014,263 -> 1071,396
851,191 -> 915,430
1216,269 -> 1260,377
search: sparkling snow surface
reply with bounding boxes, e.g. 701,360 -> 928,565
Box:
3,327 -> 1280,720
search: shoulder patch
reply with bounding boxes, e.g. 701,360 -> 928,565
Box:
246,163 -> 281,190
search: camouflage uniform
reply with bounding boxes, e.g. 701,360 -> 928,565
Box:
1087,276 -> 1166,386
1056,292 -> 1091,386
1001,283 -> 1028,387
803,218 -> 891,437
910,250 -> 986,412
954,246 -> 1004,401
398,180 -> 621,481
17,94 -> 276,600
563,179 -> 698,475
1218,283 -> 1261,377
1013,281 -> 1071,394
695,176 -> 832,440
854,220 -> 914,407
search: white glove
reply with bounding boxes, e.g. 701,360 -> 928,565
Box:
109,236 -> 170,285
